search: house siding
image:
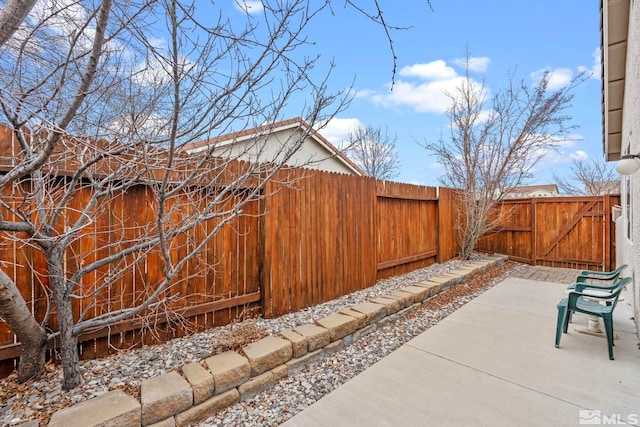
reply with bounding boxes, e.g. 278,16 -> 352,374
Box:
617,0 -> 640,339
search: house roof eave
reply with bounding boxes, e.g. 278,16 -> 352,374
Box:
601,0 -> 629,161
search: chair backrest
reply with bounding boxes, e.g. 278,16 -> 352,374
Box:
577,264 -> 628,283
569,276 -> 632,311
609,276 -> 632,310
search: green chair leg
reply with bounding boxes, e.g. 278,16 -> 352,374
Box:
603,314 -> 615,360
555,303 -> 567,348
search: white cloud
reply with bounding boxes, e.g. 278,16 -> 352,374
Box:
570,150 -> 589,161
528,134 -> 588,177
399,60 -> 457,80
452,56 -> 491,73
578,47 -> 601,79
316,117 -> 364,147
530,67 -> 573,90
358,59 -> 488,114
234,1 -> 264,14
371,78 -> 461,113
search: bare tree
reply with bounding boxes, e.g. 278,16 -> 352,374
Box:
0,0 -> 411,389
345,125 -> 400,180
423,57 -> 583,259
553,158 -> 619,195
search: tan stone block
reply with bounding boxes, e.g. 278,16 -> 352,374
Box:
315,313 -> 358,341
370,297 -> 401,315
338,308 -> 367,329
323,339 -> 344,355
174,389 -> 239,427
238,371 -> 276,401
427,275 -> 455,285
279,329 -> 308,358
379,293 -> 408,308
448,267 -> 475,280
271,364 -> 288,381
48,390 -> 140,427
205,351 -> 250,394
412,281 -> 442,296
441,272 -> 464,284
141,372 -> 192,426
243,336 -> 293,376
386,290 -> 417,307
285,349 -> 324,375
182,363 -> 215,404
349,302 -> 387,324
353,324 -> 377,341
467,261 -> 490,271
148,418 -> 175,427
294,324 -> 331,351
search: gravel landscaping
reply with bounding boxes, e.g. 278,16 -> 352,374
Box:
0,255 -> 525,426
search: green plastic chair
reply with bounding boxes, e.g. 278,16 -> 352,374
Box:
555,277 -> 631,360
566,264 -> 628,292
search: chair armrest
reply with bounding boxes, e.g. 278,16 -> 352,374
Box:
576,272 -> 618,281
577,265 -> 628,281
581,289 -> 614,298
573,282 -> 620,293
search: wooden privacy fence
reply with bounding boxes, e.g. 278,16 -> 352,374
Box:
0,165 -> 460,376
476,195 -> 620,270
260,169 -> 460,317
0,153 -> 620,376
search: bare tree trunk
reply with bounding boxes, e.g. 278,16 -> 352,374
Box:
47,249 -> 81,389
0,0 -> 38,48
0,269 -> 47,382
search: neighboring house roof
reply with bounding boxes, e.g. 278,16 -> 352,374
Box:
504,184 -> 559,196
601,0 -> 629,161
181,117 -> 365,176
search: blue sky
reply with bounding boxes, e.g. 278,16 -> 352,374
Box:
286,0 -> 604,186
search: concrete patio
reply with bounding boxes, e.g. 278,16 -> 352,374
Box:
282,273 -> 640,427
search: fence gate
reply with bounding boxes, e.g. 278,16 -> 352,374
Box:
478,195 -> 619,271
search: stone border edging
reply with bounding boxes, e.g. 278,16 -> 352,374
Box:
46,254 -> 508,427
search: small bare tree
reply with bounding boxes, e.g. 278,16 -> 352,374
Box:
553,158 -> 619,195
0,0 -> 412,389
423,58 -> 583,259
345,125 -> 400,180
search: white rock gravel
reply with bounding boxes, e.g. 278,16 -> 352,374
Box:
0,255 -> 520,426
199,259 -> 526,427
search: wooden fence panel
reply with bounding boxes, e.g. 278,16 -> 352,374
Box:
477,200 -> 534,264
261,169 -> 379,318
0,181 -> 262,374
437,188 -> 462,262
375,181 -> 439,279
477,195 -> 619,270
533,197 -> 616,270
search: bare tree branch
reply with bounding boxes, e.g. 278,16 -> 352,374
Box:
554,158 -> 619,195
423,52 -> 584,258
345,124 -> 400,180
